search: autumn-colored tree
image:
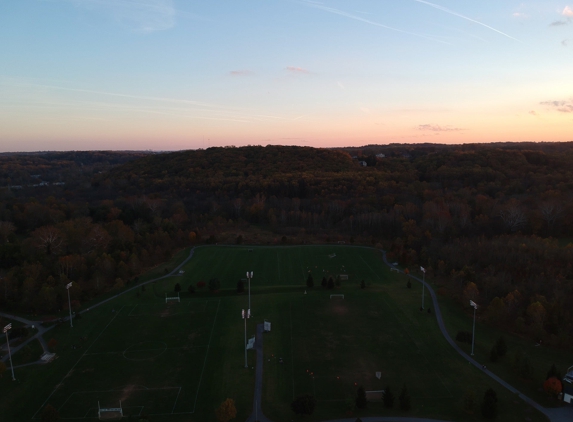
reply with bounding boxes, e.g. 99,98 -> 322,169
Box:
47,338 -> 58,352
215,398 -> 237,422
543,377 -> 562,398
41,404 -> 59,422
463,282 -> 479,305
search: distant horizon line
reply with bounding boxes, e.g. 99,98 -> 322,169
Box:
1,140 -> 573,155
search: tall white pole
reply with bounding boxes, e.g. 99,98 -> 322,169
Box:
66,282 -> 73,328
246,271 -> 253,312
242,309 -> 250,368
420,266 -> 426,310
470,300 -> 478,356
4,324 -> 15,381
471,305 -> 476,356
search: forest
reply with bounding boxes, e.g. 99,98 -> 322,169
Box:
1,144 -> 572,350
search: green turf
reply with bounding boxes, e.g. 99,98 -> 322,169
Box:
0,245 -> 567,422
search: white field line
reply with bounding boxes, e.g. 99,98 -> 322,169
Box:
357,251 -> 380,282
192,299 -> 220,413
32,306 -> 126,419
171,387 -> 182,413
84,345 -> 208,356
128,300 -> 208,317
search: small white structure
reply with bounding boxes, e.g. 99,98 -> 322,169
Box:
98,401 -> 123,420
165,292 -> 180,303
246,336 -> 255,350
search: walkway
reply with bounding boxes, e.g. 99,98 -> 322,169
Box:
245,323 -> 272,422
379,250 -> 573,422
0,247 -> 197,367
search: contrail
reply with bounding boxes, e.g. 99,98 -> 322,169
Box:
297,0 -> 451,45
414,0 -> 520,42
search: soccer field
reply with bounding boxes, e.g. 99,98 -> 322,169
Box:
0,245 -> 554,422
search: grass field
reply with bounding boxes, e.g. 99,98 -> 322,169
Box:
0,245 -> 569,422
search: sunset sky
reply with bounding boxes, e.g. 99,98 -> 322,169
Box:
1,0 -> 573,151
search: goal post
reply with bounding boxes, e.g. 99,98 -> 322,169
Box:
165,292 -> 180,303
98,401 -> 123,420
330,294 -> 344,299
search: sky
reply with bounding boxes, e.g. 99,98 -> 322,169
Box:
1,0 -> 573,151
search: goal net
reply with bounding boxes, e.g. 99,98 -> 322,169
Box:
165,292 -> 180,303
330,294 -> 344,299
98,401 -> 123,420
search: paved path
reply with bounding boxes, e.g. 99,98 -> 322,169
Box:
246,323 -> 272,422
379,250 -> 573,422
0,311 -> 52,364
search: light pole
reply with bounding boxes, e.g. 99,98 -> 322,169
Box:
470,300 -> 478,356
3,323 -> 15,381
420,266 -> 426,310
242,308 -> 250,368
66,282 -> 73,328
246,271 -> 253,312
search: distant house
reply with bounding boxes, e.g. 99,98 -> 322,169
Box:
376,153 -> 386,158
359,161 -> 367,167
564,366 -> 573,404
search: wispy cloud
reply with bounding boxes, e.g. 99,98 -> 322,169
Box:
297,0 -> 450,44
66,0 -> 176,32
550,20 -> 569,26
418,124 -> 465,132
286,66 -> 310,74
0,78 -> 307,122
414,0 -> 520,42
229,70 -> 254,76
562,6 -> 573,17
540,99 -> 573,113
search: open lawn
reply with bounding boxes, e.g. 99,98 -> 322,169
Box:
0,245 -> 568,422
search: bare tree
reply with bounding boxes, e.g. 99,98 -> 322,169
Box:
539,201 -> 563,234
32,226 -> 64,255
498,201 -> 527,232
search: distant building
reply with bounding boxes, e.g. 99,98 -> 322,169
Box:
564,366 -> 573,404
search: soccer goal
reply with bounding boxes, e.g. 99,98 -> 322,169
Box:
165,292 -> 180,303
98,401 -> 123,420
330,294 -> 344,299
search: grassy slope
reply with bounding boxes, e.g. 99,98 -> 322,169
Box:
1,245 -> 569,422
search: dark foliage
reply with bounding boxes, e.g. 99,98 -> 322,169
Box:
383,386 -> 394,408
208,278 -> 220,291
481,388 -> 498,419
495,337 -> 507,358
355,386 -> 367,409
306,273 -> 314,288
291,394 -> 316,416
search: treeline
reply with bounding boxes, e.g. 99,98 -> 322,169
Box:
1,144 -> 573,349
